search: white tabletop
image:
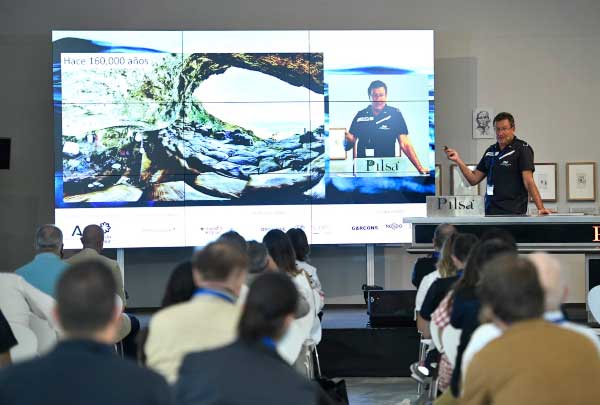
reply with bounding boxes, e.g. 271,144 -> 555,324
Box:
404,215 -> 600,225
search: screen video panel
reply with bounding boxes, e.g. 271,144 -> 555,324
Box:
53,30 -> 434,247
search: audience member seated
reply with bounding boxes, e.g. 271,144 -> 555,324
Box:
161,261 -> 195,308
176,272 -> 332,405
416,232 -> 458,338
217,230 -> 248,254
66,224 -> 132,345
243,240 -> 310,318
445,239 -> 516,399
145,241 -> 248,383
0,273 -> 59,362
287,228 -> 325,306
286,227 -> 324,343
0,260 -> 171,405
412,223 -> 456,289
15,225 -> 68,297
421,238 -> 515,401
420,233 -> 478,325
461,255 -> 600,405
0,310 -> 17,368
462,252 -> 600,380
263,230 -> 316,370
246,241 -> 278,285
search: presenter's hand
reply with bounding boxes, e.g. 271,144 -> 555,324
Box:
537,208 -> 556,215
444,147 -> 461,163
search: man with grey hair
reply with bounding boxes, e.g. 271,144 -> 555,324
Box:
462,252 -> 600,381
15,225 -> 68,297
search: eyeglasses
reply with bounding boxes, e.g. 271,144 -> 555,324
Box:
494,126 -> 513,132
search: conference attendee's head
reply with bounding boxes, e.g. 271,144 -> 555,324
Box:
450,233 -> 479,269
479,227 -> 517,249
192,241 -> 249,297
493,112 -> 516,146
217,230 -> 247,255
161,260 -> 195,308
55,259 -> 119,343
239,272 -> 298,343
437,232 -> 458,278
455,238 -> 517,294
80,224 -> 104,252
286,228 -> 310,262
478,254 -> 544,328
432,223 -> 457,251
528,252 -> 567,312
34,225 -> 63,256
247,241 -> 277,275
262,229 -> 300,276
368,80 -> 388,112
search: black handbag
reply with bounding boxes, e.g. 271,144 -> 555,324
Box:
316,377 -> 349,404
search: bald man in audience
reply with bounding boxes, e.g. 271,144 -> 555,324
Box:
67,224 -> 131,343
15,225 -> 68,297
145,241 -> 248,383
462,252 -> 600,381
461,255 -> 600,404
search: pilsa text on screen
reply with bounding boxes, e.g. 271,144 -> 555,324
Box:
360,158 -> 403,172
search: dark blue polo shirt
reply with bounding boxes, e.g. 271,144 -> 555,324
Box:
348,105 -> 409,158
476,137 -> 535,215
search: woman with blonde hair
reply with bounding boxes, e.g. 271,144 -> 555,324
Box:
415,232 -> 458,334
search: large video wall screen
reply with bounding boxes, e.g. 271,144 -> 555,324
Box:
53,31 -> 434,248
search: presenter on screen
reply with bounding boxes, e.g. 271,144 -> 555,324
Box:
444,112 -> 553,216
344,80 -> 428,174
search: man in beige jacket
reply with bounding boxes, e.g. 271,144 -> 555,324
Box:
67,224 -> 130,342
145,241 -> 248,384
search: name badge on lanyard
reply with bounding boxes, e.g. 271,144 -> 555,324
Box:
365,149 -> 375,157
486,184 -> 494,196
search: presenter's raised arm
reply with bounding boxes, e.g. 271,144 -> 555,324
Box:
445,147 -> 485,186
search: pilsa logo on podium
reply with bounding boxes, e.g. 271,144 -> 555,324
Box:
593,225 -> 600,242
426,195 -> 485,217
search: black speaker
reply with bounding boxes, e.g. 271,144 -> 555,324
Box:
0,138 -> 10,170
367,290 -> 416,328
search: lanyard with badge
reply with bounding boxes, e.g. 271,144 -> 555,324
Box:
486,144 -> 512,196
486,148 -> 498,197
194,288 -> 235,304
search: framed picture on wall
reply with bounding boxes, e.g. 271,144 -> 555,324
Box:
450,164 -> 480,196
531,163 -> 557,202
328,128 -> 348,160
435,164 -> 442,195
473,107 -> 495,139
566,162 -> 596,201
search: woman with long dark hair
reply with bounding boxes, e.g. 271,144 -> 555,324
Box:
262,229 -> 316,371
286,228 -> 323,343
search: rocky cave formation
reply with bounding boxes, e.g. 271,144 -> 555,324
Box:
62,52 -> 325,203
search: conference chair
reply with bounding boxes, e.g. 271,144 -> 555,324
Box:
441,325 -> 461,367
29,314 -> 58,355
430,321 -> 443,352
9,323 -> 38,363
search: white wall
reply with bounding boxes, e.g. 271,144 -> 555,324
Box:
1,0 -> 599,304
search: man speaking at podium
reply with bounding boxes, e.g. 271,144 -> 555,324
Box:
344,80 -> 428,174
444,112 -> 552,215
